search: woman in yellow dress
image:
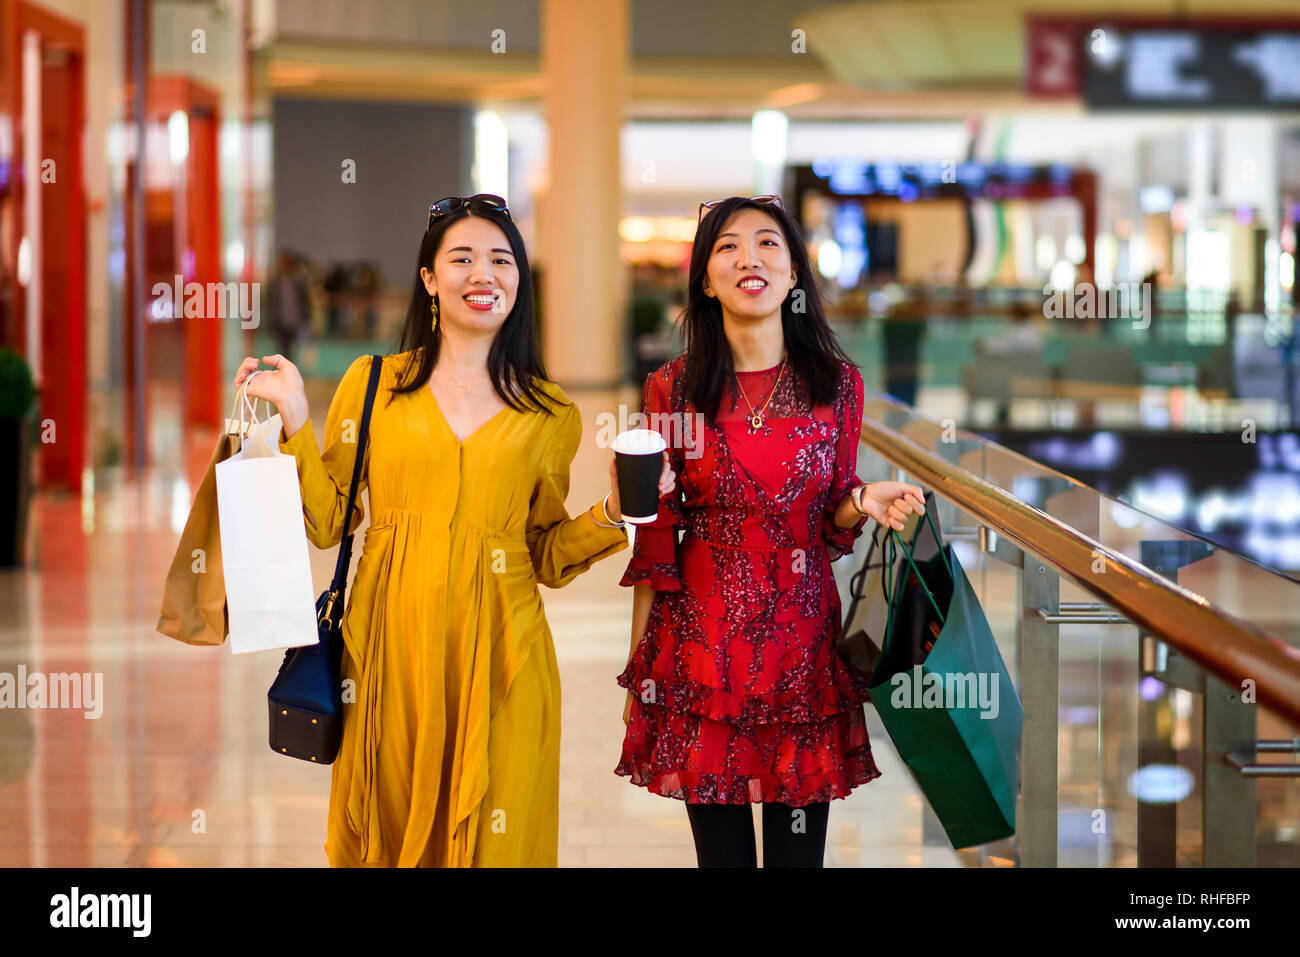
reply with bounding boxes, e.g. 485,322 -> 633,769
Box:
236,194 -> 672,867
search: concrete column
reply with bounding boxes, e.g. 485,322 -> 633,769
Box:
539,0 -> 627,390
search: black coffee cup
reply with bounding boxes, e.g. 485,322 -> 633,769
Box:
612,429 -> 668,524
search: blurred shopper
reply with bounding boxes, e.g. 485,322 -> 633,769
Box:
355,262 -> 382,338
1143,268 -> 1161,338
323,263 -> 348,336
269,250 -> 310,360
237,194 -> 671,867
617,195 -> 924,867
882,290 -> 926,407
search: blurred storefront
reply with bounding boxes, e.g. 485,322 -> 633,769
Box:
4,0 -> 1298,476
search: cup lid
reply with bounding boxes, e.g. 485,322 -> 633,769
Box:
611,428 -> 668,454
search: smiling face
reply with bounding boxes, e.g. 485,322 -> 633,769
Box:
420,214 -> 520,333
701,207 -> 798,323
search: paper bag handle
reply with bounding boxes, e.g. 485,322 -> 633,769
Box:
238,372 -> 267,433
227,371 -> 269,438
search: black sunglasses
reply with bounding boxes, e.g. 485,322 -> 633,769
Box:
427,193 -> 511,231
697,194 -> 783,224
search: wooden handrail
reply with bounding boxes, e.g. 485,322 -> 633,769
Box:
858,413 -> 1300,727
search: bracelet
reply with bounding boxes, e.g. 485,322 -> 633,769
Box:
592,492 -> 627,529
850,483 -> 872,517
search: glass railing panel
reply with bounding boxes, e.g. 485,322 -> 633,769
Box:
975,425 -> 1300,867
852,394 -> 1300,866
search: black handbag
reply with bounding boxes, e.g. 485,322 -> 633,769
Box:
268,354 -> 382,763
836,522 -> 887,677
836,489 -> 945,677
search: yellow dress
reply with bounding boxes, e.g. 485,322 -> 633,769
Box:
278,352 -> 629,867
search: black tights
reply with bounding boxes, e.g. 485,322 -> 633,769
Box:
685,801 -> 829,868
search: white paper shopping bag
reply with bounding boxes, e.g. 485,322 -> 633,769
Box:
215,382 -> 319,654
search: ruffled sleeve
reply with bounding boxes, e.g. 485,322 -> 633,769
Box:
618,368 -> 684,591
278,354 -> 374,549
526,401 -> 629,588
821,362 -> 870,562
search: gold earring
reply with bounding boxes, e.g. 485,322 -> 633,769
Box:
430,295 -> 439,333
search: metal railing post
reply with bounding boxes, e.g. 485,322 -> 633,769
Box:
1137,539 -> 1214,868
1020,557 -> 1060,867
1203,674 -> 1258,866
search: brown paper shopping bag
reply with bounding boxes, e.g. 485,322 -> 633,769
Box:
156,429 -> 238,646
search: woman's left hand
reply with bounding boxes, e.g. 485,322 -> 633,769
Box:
853,481 -> 926,532
606,452 -> 675,523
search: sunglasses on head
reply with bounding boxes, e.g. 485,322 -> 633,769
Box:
427,193 -> 511,231
697,194 -> 784,224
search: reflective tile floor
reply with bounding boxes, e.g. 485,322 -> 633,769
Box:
0,382 -> 962,867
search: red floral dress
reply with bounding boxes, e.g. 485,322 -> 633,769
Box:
615,354 -> 882,805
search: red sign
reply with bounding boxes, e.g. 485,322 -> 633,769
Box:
1025,14 -> 1300,100
1025,16 -> 1083,98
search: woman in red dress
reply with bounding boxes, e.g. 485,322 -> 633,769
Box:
616,195 -> 925,867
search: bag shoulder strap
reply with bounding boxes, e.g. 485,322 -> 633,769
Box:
328,355 -> 383,602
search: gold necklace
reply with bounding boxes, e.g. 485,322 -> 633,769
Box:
439,366 -> 490,400
734,356 -> 787,431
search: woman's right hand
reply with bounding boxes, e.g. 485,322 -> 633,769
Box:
623,690 -> 634,726
234,354 -> 309,440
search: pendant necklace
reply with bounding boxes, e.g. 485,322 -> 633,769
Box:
734,355 -> 787,432
440,366 -> 489,400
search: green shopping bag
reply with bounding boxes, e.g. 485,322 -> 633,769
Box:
867,504 -> 1024,850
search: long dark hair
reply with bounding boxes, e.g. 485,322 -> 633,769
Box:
390,204 -> 560,415
680,196 -> 855,423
